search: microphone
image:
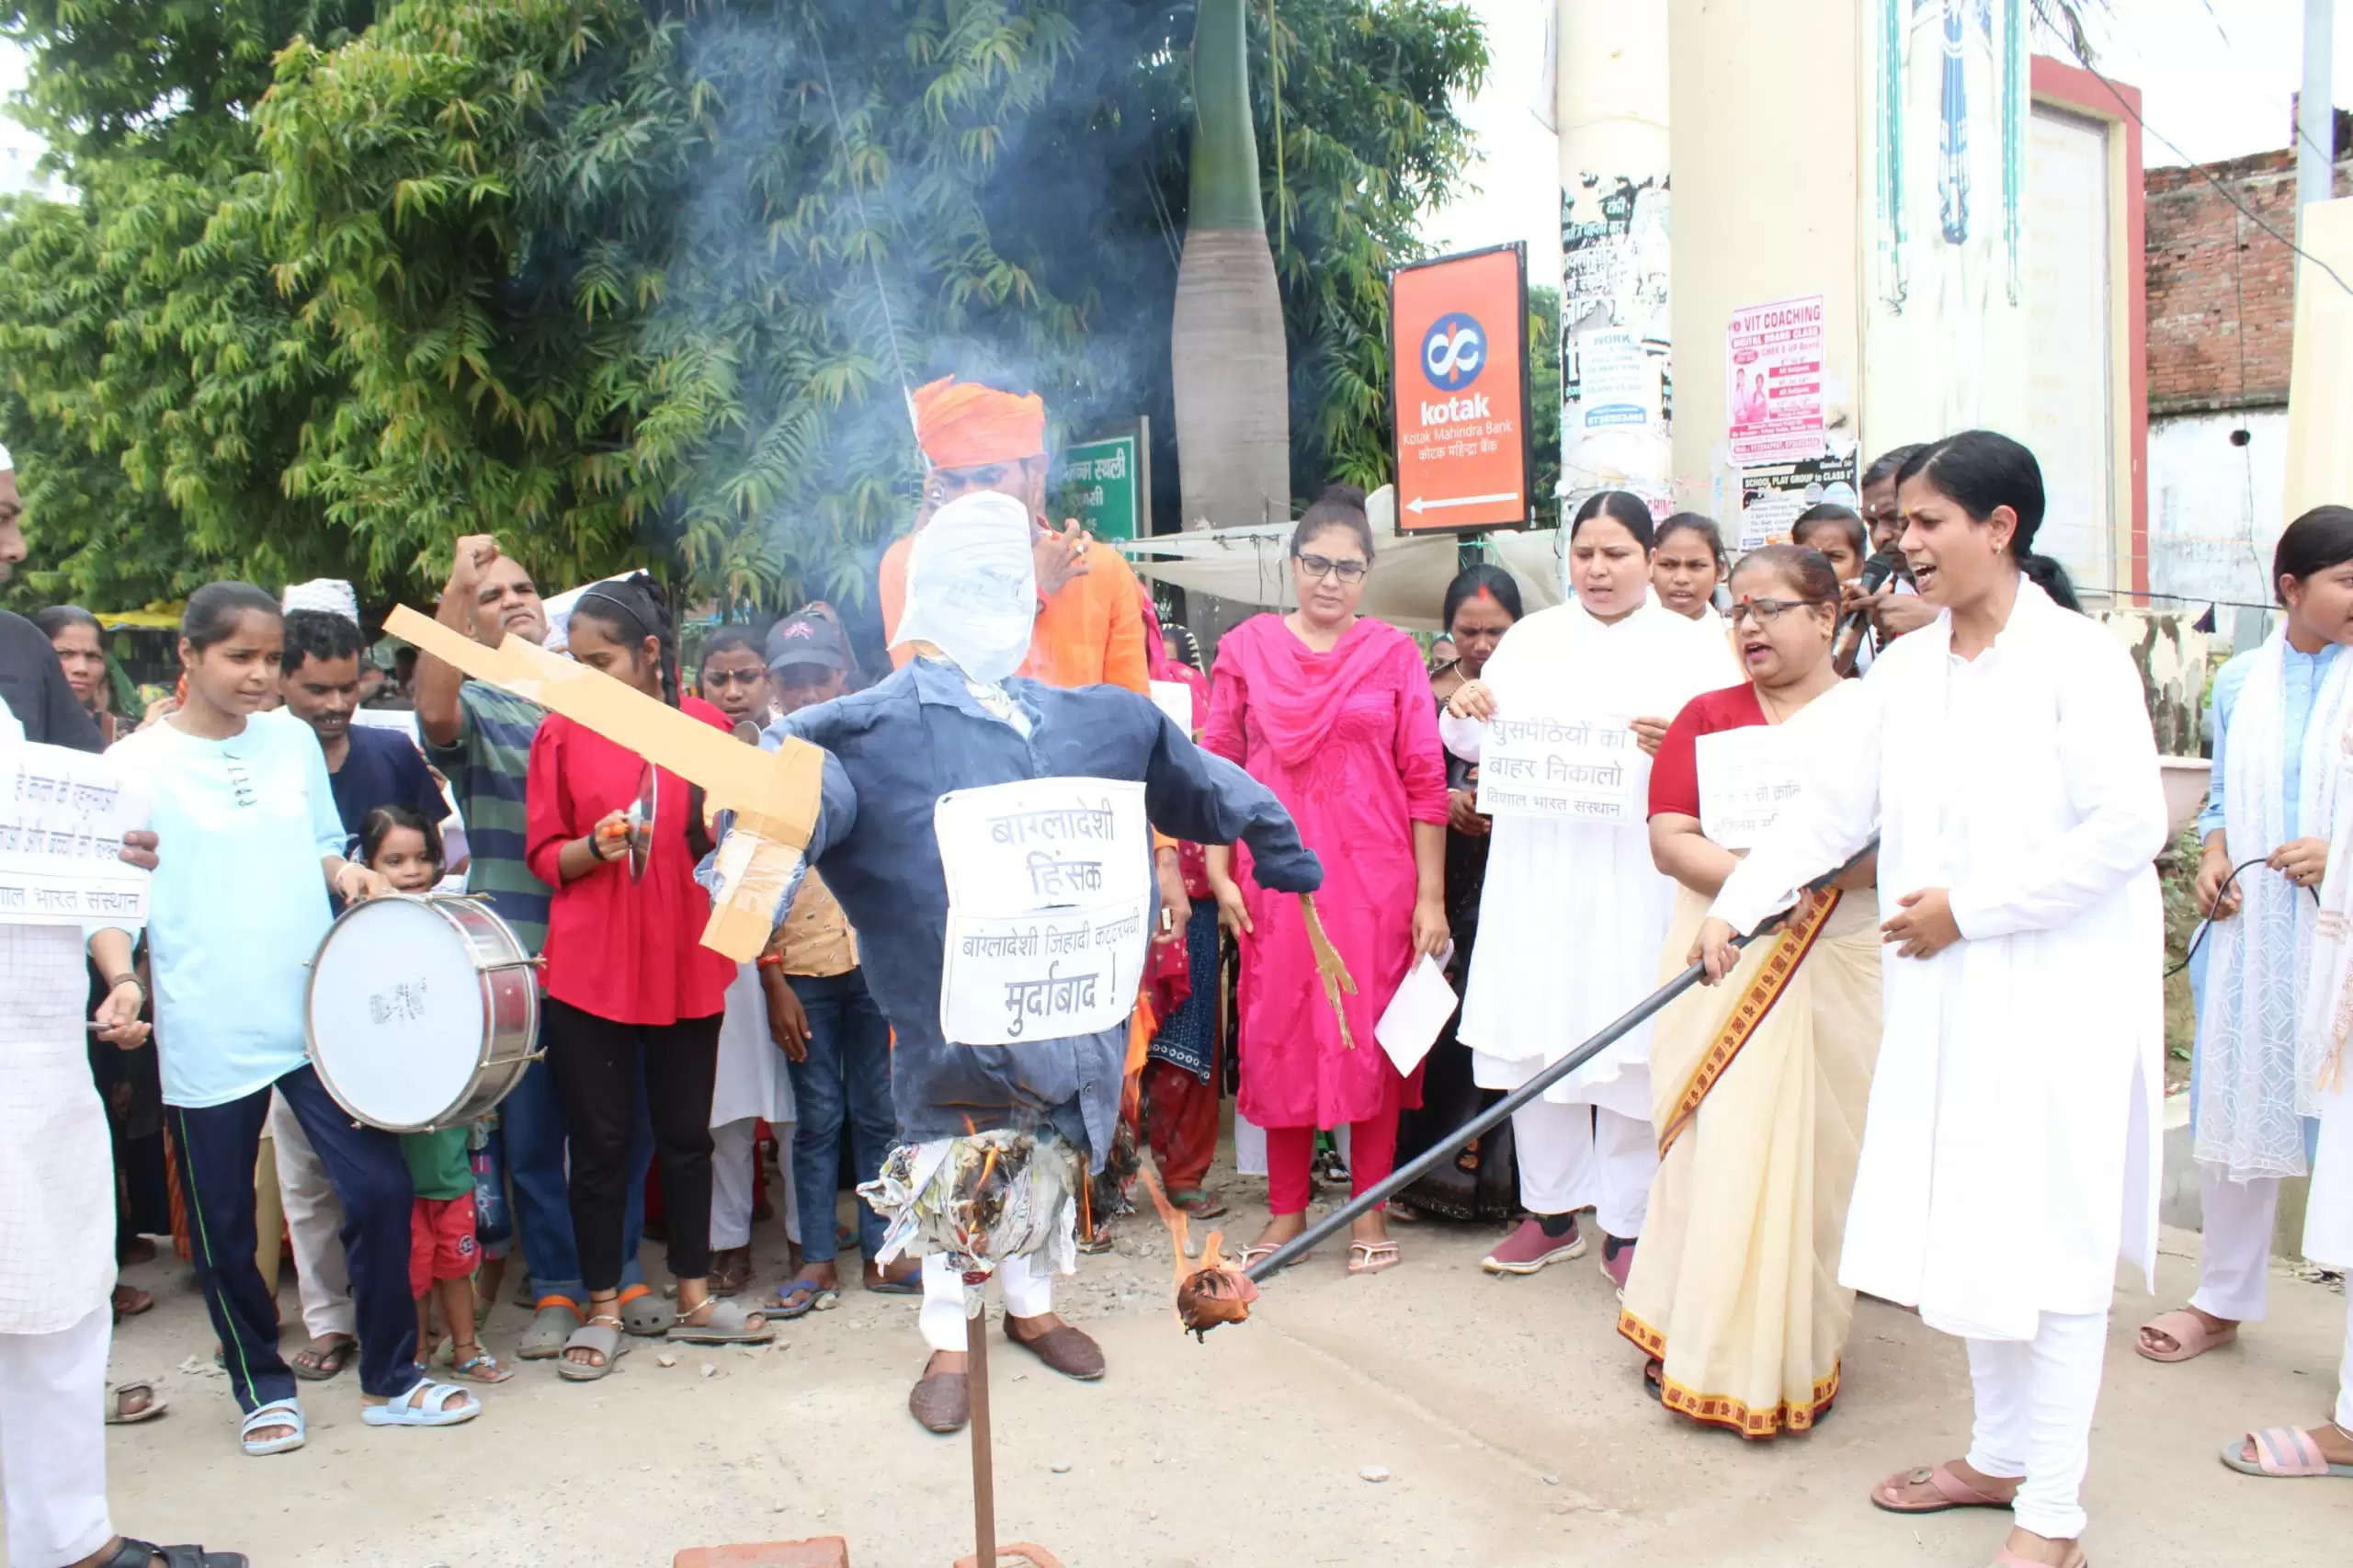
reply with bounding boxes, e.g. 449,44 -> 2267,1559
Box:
1833,551 -> 1910,676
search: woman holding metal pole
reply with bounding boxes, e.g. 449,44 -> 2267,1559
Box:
1691,433 -> 2167,1568
1620,543 -> 1881,1438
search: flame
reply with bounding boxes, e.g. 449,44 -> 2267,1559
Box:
1138,1165 -> 1255,1338
1135,1165 -> 1191,1306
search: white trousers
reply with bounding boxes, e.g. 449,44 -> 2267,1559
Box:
2191,1164 -> 2279,1323
1511,1099 -> 1655,1238
709,1118 -> 799,1251
2336,1286 -> 2353,1432
268,1091 -> 355,1341
919,1252 -> 1054,1354
0,1306 -> 112,1568
1964,1310 -> 2109,1541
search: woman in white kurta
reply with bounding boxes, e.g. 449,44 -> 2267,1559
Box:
1696,433 -> 2167,1568
2222,640 -> 2353,1480
2141,506 -> 2353,1368
1442,492 -> 1737,1286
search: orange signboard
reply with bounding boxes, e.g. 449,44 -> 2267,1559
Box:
1390,244 -> 1531,533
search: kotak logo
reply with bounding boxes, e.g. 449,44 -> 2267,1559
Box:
1420,312 -> 1484,391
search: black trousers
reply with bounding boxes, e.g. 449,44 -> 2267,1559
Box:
543,998 -> 723,1291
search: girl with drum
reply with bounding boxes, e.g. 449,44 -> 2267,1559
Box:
109,583 -> 483,1455
525,575 -> 773,1378
356,804 -> 516,1385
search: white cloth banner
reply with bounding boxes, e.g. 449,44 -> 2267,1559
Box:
0,740 -> 149,926
1474,710 -> 1640,822
1697,726 -> 1809,849
933,778 -> 1154,1046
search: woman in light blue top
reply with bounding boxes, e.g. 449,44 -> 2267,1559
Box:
109,584 -> 485,1455
2141,506 -> 2353,1366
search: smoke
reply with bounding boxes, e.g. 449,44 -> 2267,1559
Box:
597,1 -> 1201,623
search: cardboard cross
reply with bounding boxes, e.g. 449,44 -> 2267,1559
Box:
385,605 -> 821,960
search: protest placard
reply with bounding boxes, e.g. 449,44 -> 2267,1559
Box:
1473,710 -> 1642,823
1696,726 -> 1810,850
0,740 -> 151,926
932,778 -> 1154,1045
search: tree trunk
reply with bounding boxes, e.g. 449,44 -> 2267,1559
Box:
1172,0 -> 1290,533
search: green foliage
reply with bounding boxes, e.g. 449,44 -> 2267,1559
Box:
0,0 -> 1485,615
1528,282 -> 1560,530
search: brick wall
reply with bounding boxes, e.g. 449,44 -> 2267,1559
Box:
2145,147 -> 2352,415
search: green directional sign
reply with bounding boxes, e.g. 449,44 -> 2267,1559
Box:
1057,420 -> 1150,540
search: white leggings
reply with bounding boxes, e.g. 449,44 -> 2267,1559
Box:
1964,1309 -> 2110,1541
1510,1099 -> 1655,1238
919,1252 -> 1054,1353
2191,1164 -> 2279,1323
0,1307 -> 113,1568
708,1117 -> 799,1252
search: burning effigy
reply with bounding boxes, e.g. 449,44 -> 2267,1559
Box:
859,1129 -> 1083,1282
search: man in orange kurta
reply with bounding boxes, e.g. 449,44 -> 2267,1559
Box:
877,378 -> 1149,695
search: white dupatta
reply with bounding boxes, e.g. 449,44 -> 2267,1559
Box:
2200,633 -> 2353,1178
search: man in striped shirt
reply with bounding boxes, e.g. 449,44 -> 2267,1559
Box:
417,535 -> 655,1356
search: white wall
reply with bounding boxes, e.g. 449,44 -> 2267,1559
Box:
2147,406 -> 2288,648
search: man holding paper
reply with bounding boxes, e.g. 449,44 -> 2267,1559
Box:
718,492 -> 1321,1436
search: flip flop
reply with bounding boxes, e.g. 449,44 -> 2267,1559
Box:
516,1298 -> 582,1361
1346,1240 -> 1401,1276
2219,1426 -> 2353,1479
556,1315 -> 631,1382
863,1267 -> 922,1296
2136,1307 -> 2236,1363
97,1539 -> 248,1568
1238,1242 -> 1313,1273
1168,1187 -> 1229,1220
617,1284 -> 670,1337
107,1381 -> 168,1425
289,1335 -> 357,1381
669,1297 -> 775,1345
767,1279 -> 841,1320
239,1398 -> 304,1458
449,1347 -> 516,1384
361,1379 -> 481,1427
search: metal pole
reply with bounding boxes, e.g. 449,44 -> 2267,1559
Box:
1240,840 -> 1877,1284
2300,0 -> 2336,248
1243,952 -> 1719,1281
965,1284 -> 995,1568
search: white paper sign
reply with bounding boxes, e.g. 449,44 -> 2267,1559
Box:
1696,726 -> 1809,849
351,708 -> 423,745
0,741 -> 152,926
1375,952 -> 1459,1076
1148,680 -> 1194,734
1474,710 -> 1643,822
933,778 -> 1154,1046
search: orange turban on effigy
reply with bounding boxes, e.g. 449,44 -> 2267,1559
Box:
912,376 -> 1047,471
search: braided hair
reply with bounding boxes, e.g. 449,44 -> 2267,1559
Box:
572,574 -> 682,706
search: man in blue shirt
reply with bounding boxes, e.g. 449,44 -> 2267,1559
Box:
279,609 -> 446,846
729,494 -> 1323,1434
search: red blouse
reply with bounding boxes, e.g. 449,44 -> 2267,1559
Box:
526,696 -> 736,1025
1646,682 -> 1768,821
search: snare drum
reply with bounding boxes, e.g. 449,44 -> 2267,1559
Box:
304,892 -> 540,1132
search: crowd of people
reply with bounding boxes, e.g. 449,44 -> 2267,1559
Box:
4,397 -> 2352,1568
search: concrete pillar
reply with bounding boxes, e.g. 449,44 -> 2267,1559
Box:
1553,0 -> 1672,515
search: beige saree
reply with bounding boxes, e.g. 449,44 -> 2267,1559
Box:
1618,882 -> 1881,1437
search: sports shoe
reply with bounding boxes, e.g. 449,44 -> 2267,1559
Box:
1600,1232 -> 1637,1293
1480,1217 -> 1586,1276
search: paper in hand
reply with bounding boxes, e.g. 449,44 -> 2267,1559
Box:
1374,951 -> 1458,1076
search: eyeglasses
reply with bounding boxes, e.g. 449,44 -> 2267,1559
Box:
1726,597 -> 1828,628
1296,553 -> 1369,585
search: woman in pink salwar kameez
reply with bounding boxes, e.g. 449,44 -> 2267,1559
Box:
1203,485 -> 1449,1277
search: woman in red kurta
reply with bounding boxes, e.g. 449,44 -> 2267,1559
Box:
525,577 -> 767,1377
1203,487 -> 1449,1276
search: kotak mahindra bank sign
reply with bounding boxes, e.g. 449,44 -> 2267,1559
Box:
1390,244 -> 1530,533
